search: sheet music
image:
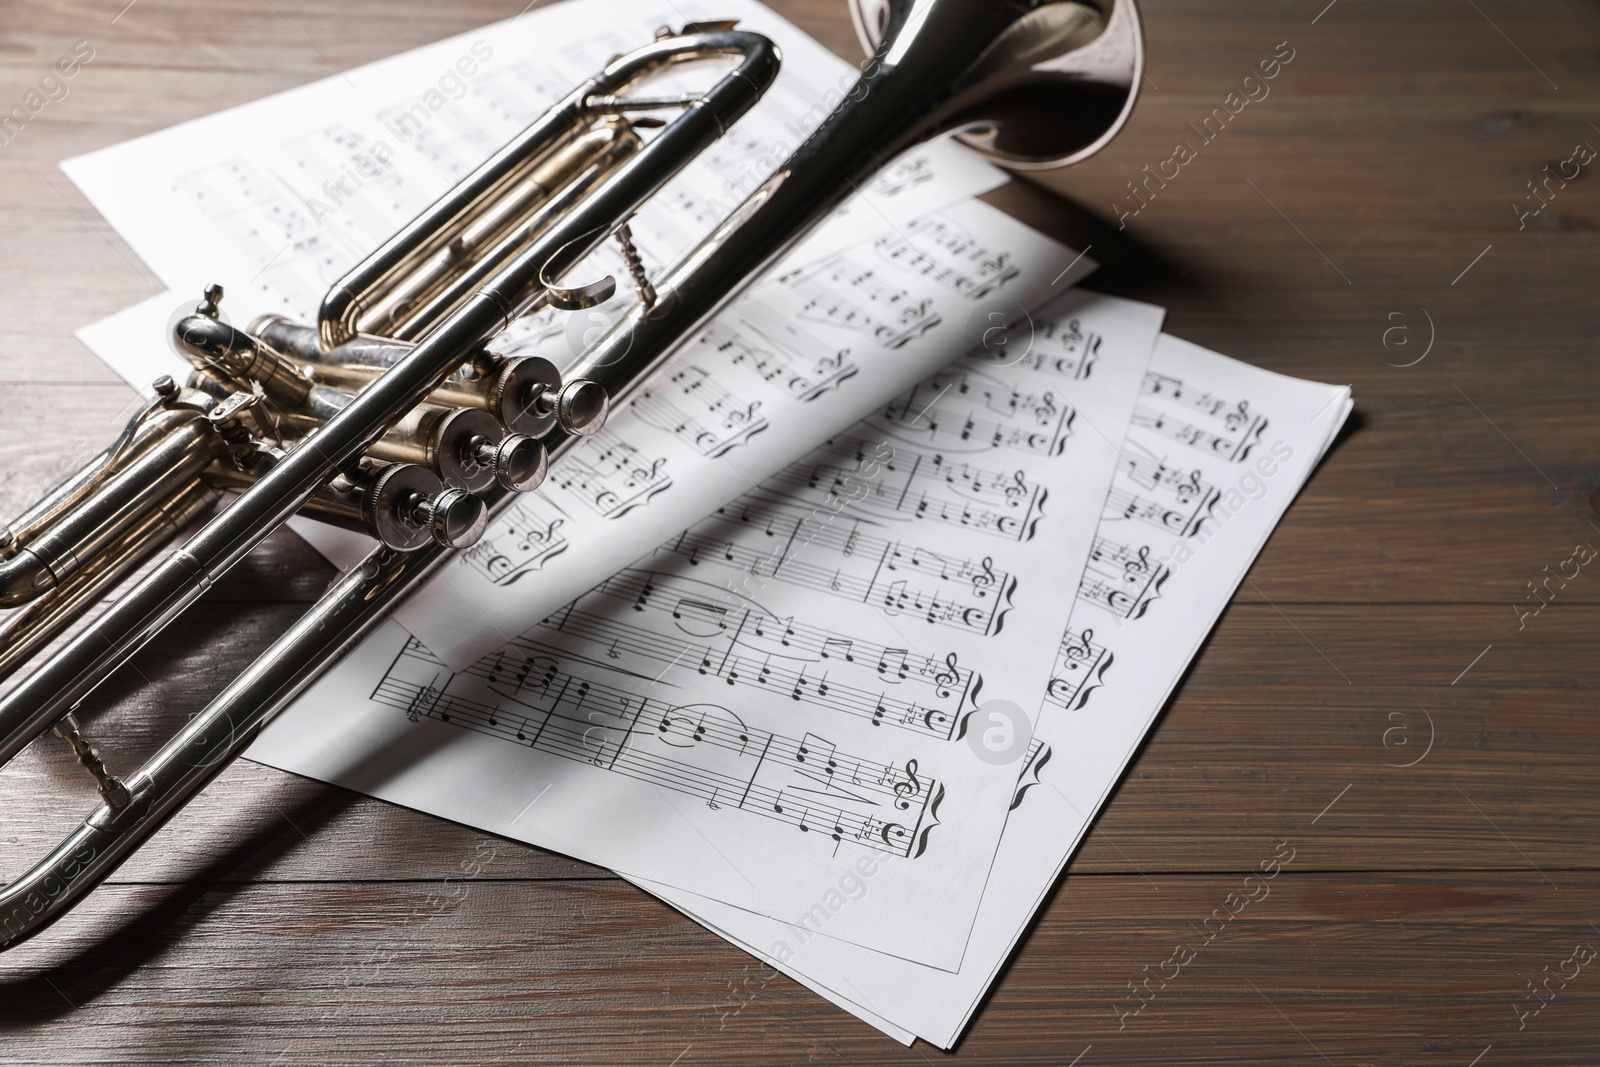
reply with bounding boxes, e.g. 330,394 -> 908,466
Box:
635,333 -> 1353,1046
80,196 -> 1095,672
246,290 -> 1163,971
61,0 -> 1075,672
61,0 -> 1004,343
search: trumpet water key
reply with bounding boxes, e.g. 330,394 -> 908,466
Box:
0,0 -> 1143,950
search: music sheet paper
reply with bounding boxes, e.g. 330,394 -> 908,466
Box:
78,195 -> 1096,671
61,0 -> 1058,671
245,290 -> 1164,971
633,333 -> 1353,1046
60,0 -> 1004,340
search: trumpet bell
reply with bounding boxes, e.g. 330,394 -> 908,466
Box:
847,0 -> 1144,170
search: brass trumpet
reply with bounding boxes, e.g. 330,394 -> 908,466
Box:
0,0 -> 1142,950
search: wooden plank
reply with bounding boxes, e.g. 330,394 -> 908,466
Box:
0,874 -> 1593,1065
0,0 -> 1597,1062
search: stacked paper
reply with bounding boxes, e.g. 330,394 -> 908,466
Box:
62,0 -> 1352,1048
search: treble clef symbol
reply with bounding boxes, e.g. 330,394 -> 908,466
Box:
892,759 -> 922,810
1035,390 -> 1057,424
971,556 -> 996,596
1063,628 -> 1094,663
932,652 -> 960,697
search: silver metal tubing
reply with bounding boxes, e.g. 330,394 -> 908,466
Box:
0,487 -> 217,681
0,410 -> 222,609
0,29 -> 777,781
0,3 -> 1146,953
0,394 -> 175,557
317,32 -> 765,348
365,124 -> 644,343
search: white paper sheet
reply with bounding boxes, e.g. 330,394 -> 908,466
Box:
78,196 -> 1096,673
61,0 -> 1004,324
63,0 -> 1042,671
246,290 -> 1163,970
390,200 -> 1101,669
635,332 -> 1353,1046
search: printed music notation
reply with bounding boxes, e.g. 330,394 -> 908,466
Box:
1044,627 -> 1114,712
1078,535 -> 1168,620
653,495 -> 1017,637
1136,372 -> 1268,462
529,567 -> 974,740
706,318 -> 859,402
459,499 -> 570,586
969,318 -> 1101,382
765,434 -> 1047,543
777,254 -> 943,350
631,365 -> 769,458
868,155 -> 935,199
879,368 -> 1077,459
1105,452 -> 1220,538
374,637 -> 944,858
172,157 -> 356,317
1009,737 -> 1052,811
874,216 -> 1021,301
548,429 -> 672,519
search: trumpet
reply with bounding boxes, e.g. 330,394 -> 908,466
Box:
0,0 -> 1142,950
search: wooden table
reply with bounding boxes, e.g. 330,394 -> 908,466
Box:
2,1 -> 1597,1063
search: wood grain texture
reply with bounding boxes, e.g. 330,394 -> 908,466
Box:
2,0 -> 1599,1063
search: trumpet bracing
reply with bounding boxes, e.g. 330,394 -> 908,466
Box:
0,0 -> 1142,950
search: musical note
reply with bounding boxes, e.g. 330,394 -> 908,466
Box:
773,252 -> 943,349
460,502 -> 569,586
1079,536 -> 1169,620
707,315 -> 859,401
878,372 -> 1076,458
631,364 -> 770,457
1045,628 -> 1114,711
873,216 -> 1022,300
550,430 -> 672,518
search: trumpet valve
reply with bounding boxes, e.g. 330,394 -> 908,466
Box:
363,463 -> 485,551
474,433 -> 547,493
554,379 -> 608,437
407,488 -> 487,550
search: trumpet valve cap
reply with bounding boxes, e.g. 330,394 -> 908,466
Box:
492,434 -> 548,492
558,379 -> 608,436
415,488 -> 487,549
